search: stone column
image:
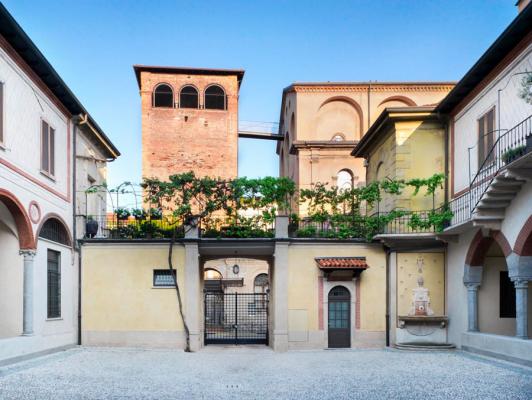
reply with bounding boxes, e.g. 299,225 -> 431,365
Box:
514,279 -> 528,339
466,283 -> 480,332
272,241 -> 289,352
20,250 -> 36,336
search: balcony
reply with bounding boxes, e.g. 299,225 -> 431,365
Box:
445,114 -> 532,233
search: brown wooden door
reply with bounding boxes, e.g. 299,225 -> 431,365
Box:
328,286 -> 351,348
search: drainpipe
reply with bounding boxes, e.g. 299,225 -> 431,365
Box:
367,82 -> 371,132
385,245 -> 390,347
71,116 -> 81,346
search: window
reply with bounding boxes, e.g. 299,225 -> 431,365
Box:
41,120 -> 55,176
179,86 -> 199,109
0,81 -> 4,145
153,269 -> 176,287
478,107 -> 495,167
153,84 -> 174,108
47,249 -> 61,319
204,85 -> 226,110
337,169 -> 353,191
39,218 -> 70,246
254,273 -> 269,293
499,271 -> 516,318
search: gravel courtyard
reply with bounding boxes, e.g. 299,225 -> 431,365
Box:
0,346 -> 531,399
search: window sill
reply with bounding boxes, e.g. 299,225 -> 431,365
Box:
46,317 -> 62,321
40,170 -> 56,182
151,286 -> 175,289
0,142 -> 6,151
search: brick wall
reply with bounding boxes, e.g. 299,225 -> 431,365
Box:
140,71 -> 239,181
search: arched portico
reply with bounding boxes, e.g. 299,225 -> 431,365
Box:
464,229 -> 531,339
0,189 -> 35,250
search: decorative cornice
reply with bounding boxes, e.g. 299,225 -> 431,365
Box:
290,84 -> 455,94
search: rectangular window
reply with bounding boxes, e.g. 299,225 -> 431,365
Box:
153,269 -> 176,287
47,249 -> 61,319
0,81 -> 4,145
41,120 -> 55,176
477,108 -> 495,168
499,271 -> 516,318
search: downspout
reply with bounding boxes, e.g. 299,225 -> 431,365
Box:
71,116 -> 82,346
385,245 -> 390,347
442,114 -> 450,203
367,82 -> 371,132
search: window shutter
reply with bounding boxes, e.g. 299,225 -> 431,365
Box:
49,127 -> 55,176
0,82 -> 3,144
41,120 -> 49,172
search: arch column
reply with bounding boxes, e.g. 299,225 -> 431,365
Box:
514,279 -> 528,339
20,249 -> 36,336
463,264 -> 483,332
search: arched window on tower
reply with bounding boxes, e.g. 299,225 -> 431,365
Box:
204,85 -> 226,110
179,86 -> 199,109
153,84 -> 174,108
337,169 -> 354,191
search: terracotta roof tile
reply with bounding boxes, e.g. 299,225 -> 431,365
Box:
315,257 -> 368,270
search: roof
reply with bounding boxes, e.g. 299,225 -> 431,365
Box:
436,3 -> 532,114
133,65 -> 245,89
0,3 -> 120,159
351,106 -> 438,157
315,257 -> 369,270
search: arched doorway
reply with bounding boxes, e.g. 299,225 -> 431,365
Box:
328,286 -> 351,348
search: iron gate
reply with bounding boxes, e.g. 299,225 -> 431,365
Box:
204,292 -> 269,345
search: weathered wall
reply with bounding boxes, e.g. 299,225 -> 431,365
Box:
140,71 -> 239,181
82,243 -> 187,347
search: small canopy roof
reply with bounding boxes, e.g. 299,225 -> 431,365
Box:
315,257 -> 368,270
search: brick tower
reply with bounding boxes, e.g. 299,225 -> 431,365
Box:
134,65 -> 244,181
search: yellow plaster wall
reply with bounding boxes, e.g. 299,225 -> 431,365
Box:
397,252 -> 445,317
82,244 -> 186,332
287,243 -> 386,331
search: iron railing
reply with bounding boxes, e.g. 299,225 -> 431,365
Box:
80,215 -> 183,240
447,192 -> 471,227
200,216 -> 275,238
469,114 -> 532,213
378,210 -> 436,235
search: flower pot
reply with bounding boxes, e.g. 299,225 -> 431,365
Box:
526,134 -> 532,153
86,219 -> 99,238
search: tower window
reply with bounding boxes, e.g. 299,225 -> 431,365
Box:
179,86 -> 199,109
204,85 -> 226,110
153,84 -> 174,108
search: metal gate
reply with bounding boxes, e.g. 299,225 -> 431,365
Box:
204,292 -> 269,345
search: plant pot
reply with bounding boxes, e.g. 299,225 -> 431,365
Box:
86,219 -> 99,238
526,134 -> 532,153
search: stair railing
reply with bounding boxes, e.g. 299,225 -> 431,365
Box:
469,114 -> 532,214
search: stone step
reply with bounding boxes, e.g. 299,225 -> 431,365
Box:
395,342 -> 456,351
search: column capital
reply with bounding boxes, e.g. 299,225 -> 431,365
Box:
465,282 -> 481,291
19,249 -> 36,259
513,279 -> 529,289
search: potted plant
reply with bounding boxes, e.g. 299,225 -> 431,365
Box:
149,207 -> 162,220
502,145 -> 526,164
132,208 -> 146,221
85,215 -> 99,238
115,207 -> 131,221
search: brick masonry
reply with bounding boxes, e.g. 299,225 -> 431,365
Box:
139,71 -> 240,181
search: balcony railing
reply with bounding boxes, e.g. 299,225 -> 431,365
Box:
470,114 -> 532,212
447,192 -> 471,226
80,215 -> 183,240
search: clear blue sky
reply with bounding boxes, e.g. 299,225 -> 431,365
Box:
3,0 -> 518,188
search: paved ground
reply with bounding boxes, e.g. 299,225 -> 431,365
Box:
0,346 -> 531,399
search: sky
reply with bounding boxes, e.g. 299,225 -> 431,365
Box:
3,0 -> 519,189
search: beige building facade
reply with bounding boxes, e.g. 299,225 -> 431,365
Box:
277,82 -> 453,214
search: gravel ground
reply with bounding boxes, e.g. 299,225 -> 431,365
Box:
0,346 -> 531,400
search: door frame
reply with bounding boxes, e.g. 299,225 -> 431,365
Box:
323,279 -> 357,348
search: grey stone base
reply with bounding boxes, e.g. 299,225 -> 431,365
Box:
461,332 -> 532,367
82,330 -> 186,348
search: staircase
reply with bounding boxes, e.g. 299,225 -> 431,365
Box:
469,115 -> 532,230
445,115 -> 532,232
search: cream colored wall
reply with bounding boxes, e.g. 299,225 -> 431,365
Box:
396,252 -> 445,317
367,120 -> 445,212
478,257 -> 515,336
287,243 -> 386,333
82,244 -> 186,334
0,222 -> 23,338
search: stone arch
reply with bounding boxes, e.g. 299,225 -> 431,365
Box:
377,95 -> 417,108
0,189 -> 35,249
466,230 -> 512,266
514,215 -> 532,256
317,96 -> 364,139
36,213 -> 73,247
